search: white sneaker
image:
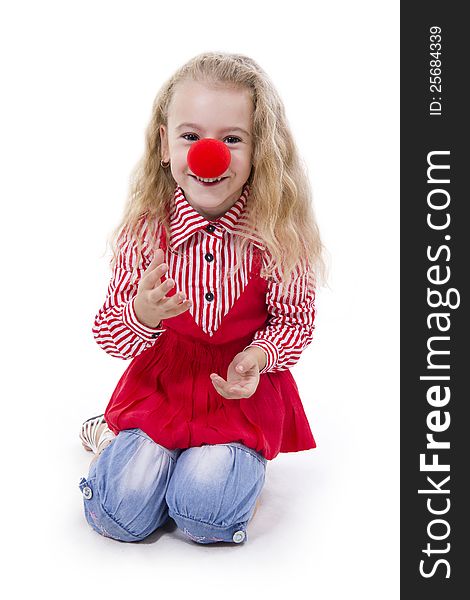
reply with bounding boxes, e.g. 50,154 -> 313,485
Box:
79,414 -> 116,455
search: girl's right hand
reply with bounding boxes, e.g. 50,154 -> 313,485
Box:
133,248 -> 192,328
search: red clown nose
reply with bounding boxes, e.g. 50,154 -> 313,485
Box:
187,138 -> 231,179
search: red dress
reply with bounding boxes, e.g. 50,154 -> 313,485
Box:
104,226 -> 316,460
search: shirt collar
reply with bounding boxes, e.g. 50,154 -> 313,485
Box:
169,183 -> 265,251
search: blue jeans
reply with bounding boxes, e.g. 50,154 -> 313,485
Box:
78,428 -> 267,544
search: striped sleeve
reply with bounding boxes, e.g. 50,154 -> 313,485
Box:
92,220 -> 166,359
243,258 -> 316,374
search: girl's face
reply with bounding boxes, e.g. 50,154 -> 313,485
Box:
160,80 -> 254,220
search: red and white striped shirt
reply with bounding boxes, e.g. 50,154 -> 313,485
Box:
92,184 -> 316,374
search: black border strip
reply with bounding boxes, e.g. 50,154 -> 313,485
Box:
401,2 -> 468,596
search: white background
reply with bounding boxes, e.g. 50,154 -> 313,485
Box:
1,1 -> 399,598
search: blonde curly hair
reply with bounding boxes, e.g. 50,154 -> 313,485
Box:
106,51 -> 328,293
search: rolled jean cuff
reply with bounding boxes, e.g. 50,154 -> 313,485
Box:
78,476 -> 160,542
168,509 -> 248,544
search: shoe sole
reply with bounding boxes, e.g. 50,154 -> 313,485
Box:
79,413 -> 106,452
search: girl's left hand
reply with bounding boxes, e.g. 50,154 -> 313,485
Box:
210,351 -> 260,399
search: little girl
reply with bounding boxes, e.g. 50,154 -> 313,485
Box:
78,51 -> 326,545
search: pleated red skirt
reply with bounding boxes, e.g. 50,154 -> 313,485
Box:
104,228 -> 316,460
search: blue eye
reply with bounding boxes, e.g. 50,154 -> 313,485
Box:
181,133 -> 199,141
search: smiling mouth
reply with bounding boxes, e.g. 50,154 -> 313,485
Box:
189,174 -> 228,184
